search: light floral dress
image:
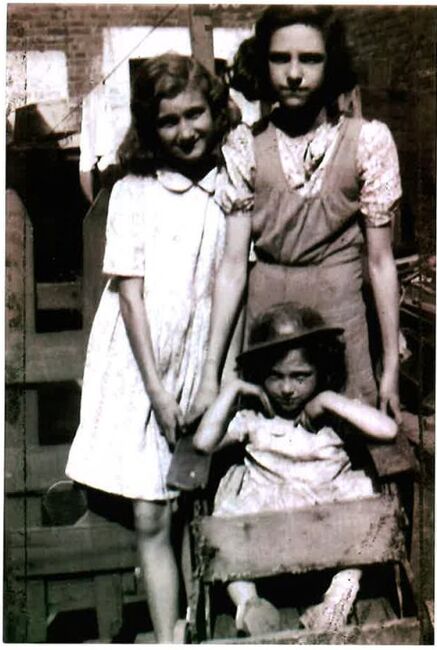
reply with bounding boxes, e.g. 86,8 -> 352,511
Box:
213,410 -> 375,517
217,115 -> 402,223
66,168 -> 225,500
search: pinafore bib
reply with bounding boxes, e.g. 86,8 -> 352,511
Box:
248,117 -> 377,404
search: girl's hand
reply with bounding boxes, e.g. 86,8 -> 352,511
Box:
379,367 -> 402,425
151,389 -> 184,448
302,391 -> 330,423
186,376 -> 220,427
234,379 -> 275,418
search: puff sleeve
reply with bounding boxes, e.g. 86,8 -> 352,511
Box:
102,178 -> 145,277
215,123 -> 256,216
357,120 -> 402,227
226,409 -> 253,444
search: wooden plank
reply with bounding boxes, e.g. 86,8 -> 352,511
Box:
24,330 -> 85,382
5,386 -> 26,448
94,574 -> 123,640
36,281 -> 81,311
206,617 -> 420,645
47,576 -> 95,612
188,6 -> 214,73
9,522 -> 138,577
47,571 -> 143,613
197,496 -> 406,582
4,532 -> 27,641
25,388 -> 39,446
6,189 -> 35,383
26,496 -> 43,526
425,599 -> 434,629
354,597 -> 396,625
26,579 -> 47,642
82,188 -> 111,333
5,444 -> 70,493
367,427 -> 417,478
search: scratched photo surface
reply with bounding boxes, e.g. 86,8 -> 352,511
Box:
5,3 -> 435,644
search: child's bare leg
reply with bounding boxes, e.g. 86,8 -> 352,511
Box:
300,568 -> 362,631
134,499 -> 179,643
228,580 -> 280,635
228,579 -> 258,609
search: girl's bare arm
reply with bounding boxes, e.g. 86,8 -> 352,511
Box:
188,214 -> 252,420
118,276 -> 183,445
366,225 -> 401,423
193,379 -> 273,453
305,391 -> 398,441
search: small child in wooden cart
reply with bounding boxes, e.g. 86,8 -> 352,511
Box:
192,301 -> 397,636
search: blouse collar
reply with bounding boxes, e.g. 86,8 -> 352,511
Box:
156,167 -> 217,195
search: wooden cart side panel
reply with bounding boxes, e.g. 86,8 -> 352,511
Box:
367,427 -> 417,478
197,496 -> 406,582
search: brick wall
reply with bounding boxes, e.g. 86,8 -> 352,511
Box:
7,3 -> 436,253
340,5 -> 436,255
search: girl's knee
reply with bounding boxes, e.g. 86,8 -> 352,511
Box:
134,500 -> 172,537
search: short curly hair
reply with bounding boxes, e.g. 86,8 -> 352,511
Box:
231,6 -> 357,115
118,53 -> 235,175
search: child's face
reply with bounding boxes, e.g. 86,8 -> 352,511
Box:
268,23 -> 326,109
263,347 -> 317,418
156,88 -> 215,166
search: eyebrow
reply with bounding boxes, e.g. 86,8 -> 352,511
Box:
269,48 -> 325,55
270,367 -> 315,375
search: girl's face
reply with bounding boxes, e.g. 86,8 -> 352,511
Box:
268,23 -> 326,109
263,347 -> 317,418
156,88 -> 215,165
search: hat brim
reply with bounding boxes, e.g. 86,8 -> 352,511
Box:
237,326 -> 344,367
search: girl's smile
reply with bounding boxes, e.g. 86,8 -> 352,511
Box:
268,24 -> 326,109
156,89 -> 215,166
264,348 -> 318,418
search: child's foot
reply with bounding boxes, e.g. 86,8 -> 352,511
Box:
299,569 -> 361,632
236,597 -> 281,636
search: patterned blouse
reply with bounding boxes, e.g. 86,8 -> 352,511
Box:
216,115 -> 402,228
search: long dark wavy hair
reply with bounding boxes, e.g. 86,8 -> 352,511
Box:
118,53 -> 235,175
231,6 -> 357,118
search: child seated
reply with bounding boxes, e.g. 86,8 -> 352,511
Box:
193,301 -> 397,636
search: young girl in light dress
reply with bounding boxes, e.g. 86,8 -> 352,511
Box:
194,301 -> 397,636
66,53 -> 237,642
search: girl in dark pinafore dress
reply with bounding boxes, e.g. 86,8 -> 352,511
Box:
191,6 -> 402,423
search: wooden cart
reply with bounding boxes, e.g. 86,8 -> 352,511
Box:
173,434 -> 430,644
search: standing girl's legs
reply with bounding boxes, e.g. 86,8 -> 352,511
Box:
134,499 -> 179,643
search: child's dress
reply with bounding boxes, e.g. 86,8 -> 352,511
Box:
213,410 -> 375,517
66,168 -> 225,501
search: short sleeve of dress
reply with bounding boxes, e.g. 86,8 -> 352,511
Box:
357,120 -> 402,227
215,123 -> 256,216
102,177 -> 145,277
226,409 -> 252,443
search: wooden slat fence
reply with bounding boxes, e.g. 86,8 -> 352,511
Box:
5,187 -> 145,643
